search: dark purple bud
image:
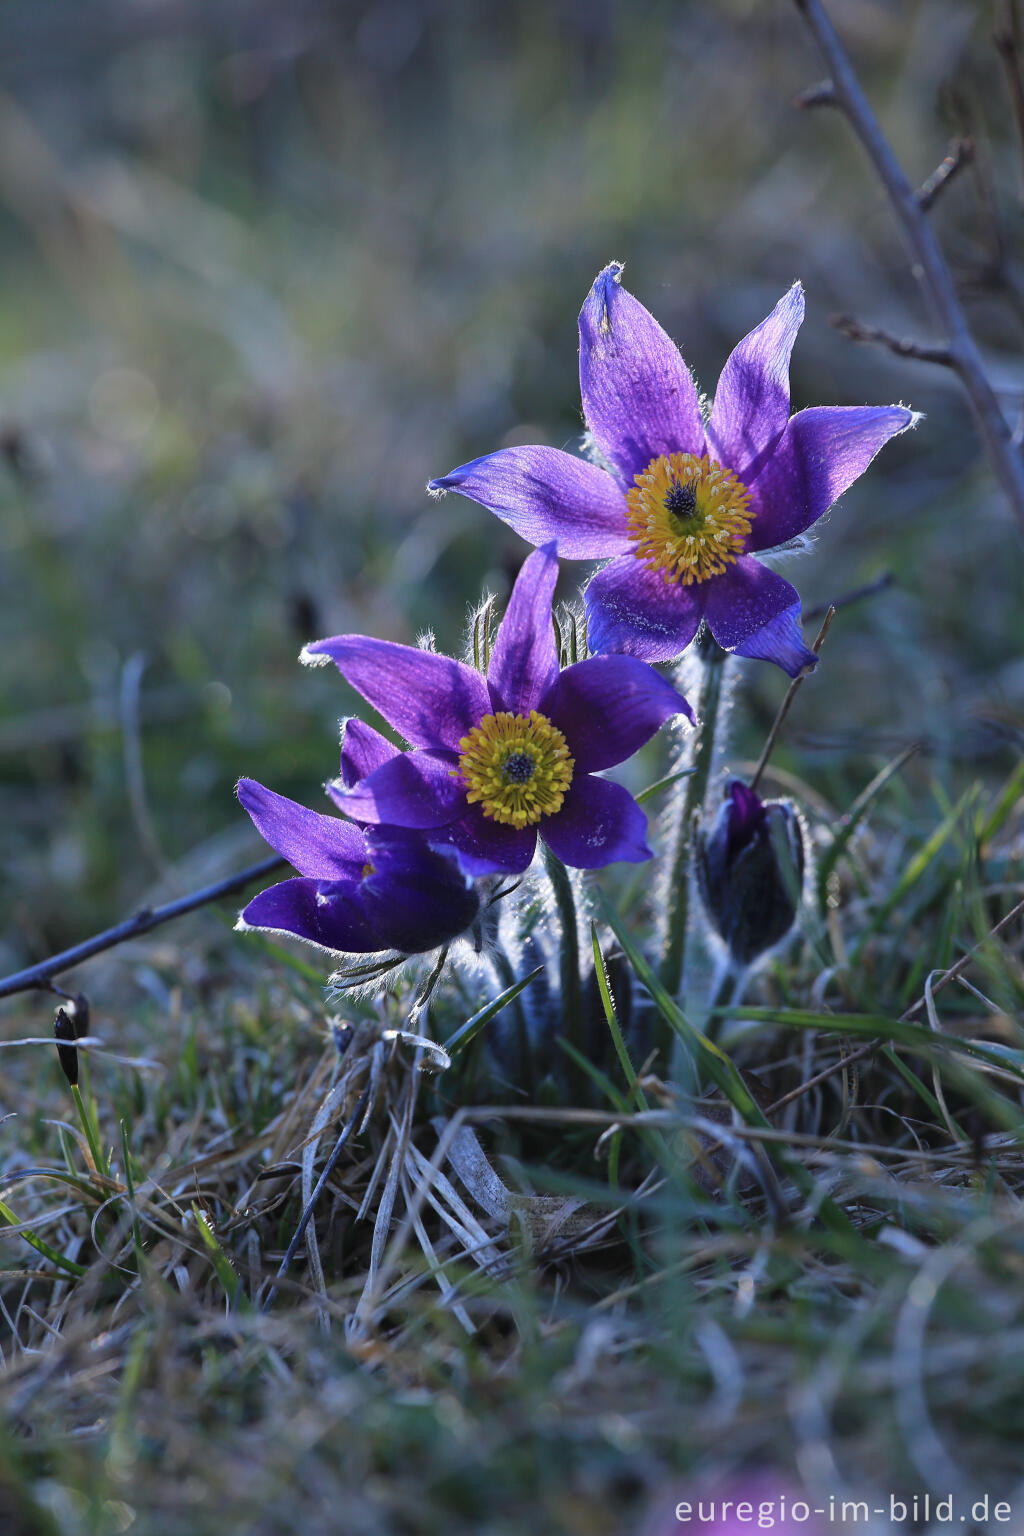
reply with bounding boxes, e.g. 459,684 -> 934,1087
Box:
696,779 -> 805,966
69,994 -> 90,1040
54,1007 -> 80,1087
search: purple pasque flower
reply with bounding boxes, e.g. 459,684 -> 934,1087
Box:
236,720 -> 480,955
301,545 -> 693,878
428,264 -> 916,677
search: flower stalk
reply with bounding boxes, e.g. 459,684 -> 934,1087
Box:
489,940 -> 535,1098
543,844 -> 584,1069
658,635 -> 728,1003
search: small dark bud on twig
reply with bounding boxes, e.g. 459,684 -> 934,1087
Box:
696,781 -> 806,967
794,79 -> 838,110
69,994 -> 90,1039
54,1007 -> 80,1087
915,138 -> 974,211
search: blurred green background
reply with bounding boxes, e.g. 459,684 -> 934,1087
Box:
1,0 -> 1021,972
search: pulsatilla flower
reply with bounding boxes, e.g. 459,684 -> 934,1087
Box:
429,264 -> 916,676
696,779 -> 805,966
236,720 -> 480,955
302,546 -> 693,877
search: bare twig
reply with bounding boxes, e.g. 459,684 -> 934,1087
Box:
831,314 -> 954,369
0,855 -> 286,1003
914,137 -> 974,212
995,1 -> 1024,199
748,608 -> 834,795
792,0 -> 1024,537
901,893 -> 1024,1020
804,571 -> 893,620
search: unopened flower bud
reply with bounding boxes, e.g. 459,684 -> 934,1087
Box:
696,780 -> 805,966
69,994 -> 90,1040
54,1007 -> 79,1087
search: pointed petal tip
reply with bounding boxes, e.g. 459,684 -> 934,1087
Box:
581,262 -> 627,332
236,776 -> 266,811
424,446 -> 630,559
592,259 -> 624,292
299,643 -> 332,668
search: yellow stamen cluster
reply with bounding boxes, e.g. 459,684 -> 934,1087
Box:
457,710 -> 574,828
625,451 -> 753,586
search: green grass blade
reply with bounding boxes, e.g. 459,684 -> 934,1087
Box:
0,1196 -> 86,1277
634,766 -> 697,806
853,786 -> 978,954
193,1204 -> 248,1310
444,965 -> 544,1058
591,923 -> 648,1113
978,757 -> 1024,847
816,745 -> 918,909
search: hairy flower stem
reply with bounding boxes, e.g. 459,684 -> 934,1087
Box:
490,942 -> 534,1099
659,636 -> 728,1002
543,845 -> 584,1079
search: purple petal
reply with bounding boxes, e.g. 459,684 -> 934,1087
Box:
240,877 -> 378,954
579,263 -> 705,484
339,717 -> 398,787
725,779 -> 767,857
584,553 -> 705,662
746,404 -> 916,552
731,607 -> 818,677
331,750 -> 465,828
706,283 -> 805,479
703,559 -> 817,677
302,635 -> 489,752
362,836 -> 480,951
487,545 -> 560,716
541,774 -> 652,869
238,778 -> 367,879
430,805 -> 538,878
428,447 -> 631,559
541,654 -> 693,773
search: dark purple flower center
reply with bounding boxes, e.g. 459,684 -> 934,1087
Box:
663,478 -> 698,522
502,751 -> 536,785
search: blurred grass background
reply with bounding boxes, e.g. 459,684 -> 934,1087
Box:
2,7 -> 1024,1535
2,0 -> 1021,974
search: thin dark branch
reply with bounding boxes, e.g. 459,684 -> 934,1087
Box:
748,608 -> 834,795
914,137 -> 974,212
0,855 -> 286,1003
831,313 -> 954,368
995,1 -> 1024,198
901,893 -> 1024,1020
792,0 -> 1024,537
804,571 -> 894,620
